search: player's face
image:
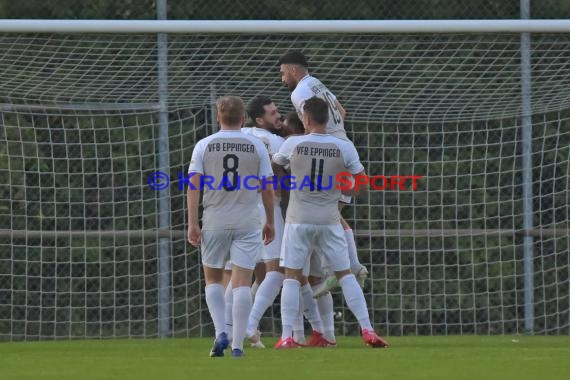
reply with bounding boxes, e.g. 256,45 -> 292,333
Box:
281,119 -> 293,138
261,103 -> 282,133
280,64 -> 297,91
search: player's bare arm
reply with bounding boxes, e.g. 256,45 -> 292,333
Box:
260,177 -> 276,245
341,170 -> 369,197
335,99 -> 347,119
186,172 -> 202,247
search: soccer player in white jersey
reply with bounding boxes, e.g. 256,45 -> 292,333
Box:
242,96 -> 284,298
187,96 -> 275,358
241,97 -> 326,348
278,50 -> 368,297
273,97 -> 389,349
242,96 -> 286,347
280,112 -> 332,346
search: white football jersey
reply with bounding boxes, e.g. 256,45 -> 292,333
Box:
188,130 -> 273,230
273,133 -> 363,225
241,127 -> 284,156
291,75 -> 345,135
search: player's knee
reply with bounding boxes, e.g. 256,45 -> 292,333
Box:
264,259 -> 281,273
307,275 -> 323,286
334,269 -> 352,280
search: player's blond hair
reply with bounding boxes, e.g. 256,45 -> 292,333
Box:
216,96 -> 245,126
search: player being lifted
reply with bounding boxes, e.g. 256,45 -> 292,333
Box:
242,97 -> 327,348
187,96 -> 275,358
273,97 -> 388,348
278,50 -> 368,296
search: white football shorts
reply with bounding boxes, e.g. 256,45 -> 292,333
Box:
201,228 -> 262,270
258,200 -> 285,261
280,223 -> 350,273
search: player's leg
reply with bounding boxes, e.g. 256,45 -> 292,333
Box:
223,262 -> 233,342
246,259 -> 283,347
275,223 -> 312,349
306,252 -> 336,347
222,263 -> 232,288
298,273 -> 325,344
318,225 -> 389,348
201,229 -> 232,357
307,279 -> 336,345
312,203 -> 368,298
251,261 -> 266,299
246,201 -> 285,347
338,204 -> 368,283
328,131 -> 368,289
228,228 -> 263,357
330,129 -> 367,275
292,297 -> 306,344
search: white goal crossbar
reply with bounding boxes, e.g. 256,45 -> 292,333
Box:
0,19 -> 570,34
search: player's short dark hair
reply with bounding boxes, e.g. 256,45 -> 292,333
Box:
285,112 -> 304,134
247,96 -> 273,122
303,97 -> 329,125
278,50 -> 308,68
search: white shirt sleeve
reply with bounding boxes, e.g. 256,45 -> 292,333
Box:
273,137 -> 296,167
270,135 -> 285,155
342,142 -> 365,174
188,140 -> 206,174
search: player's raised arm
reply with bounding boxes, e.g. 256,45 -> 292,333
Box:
340,170 -> 368,197
335,99 -> 347,119
340,139 -> 367,197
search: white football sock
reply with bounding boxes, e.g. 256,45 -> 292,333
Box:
300,284 -> 324,333
246,271 -> 284,336
338,274 -> 373,331
315,289 -> 336,342
231,286 -> 252,351
280,279 -> 300,340
205,283 -> 226,338
224,283 -> 233,342
345,229 -> 363,273
292,295 -> 305,343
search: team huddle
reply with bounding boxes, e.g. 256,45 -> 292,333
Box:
187,51 -> 389,358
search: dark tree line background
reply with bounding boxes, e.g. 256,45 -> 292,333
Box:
1,0 -> 570,20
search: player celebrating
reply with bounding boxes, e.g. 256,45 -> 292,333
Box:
242,97 -> 326,348
187,96 -> 275,358
242,96 -> 284,299
278,50 -> 368,296
241,96 -> 285,347
273,97 -> 388,349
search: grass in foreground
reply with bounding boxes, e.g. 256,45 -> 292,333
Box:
1,336 -> 569,380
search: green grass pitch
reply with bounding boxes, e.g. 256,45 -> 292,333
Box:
1,336 -> 569,380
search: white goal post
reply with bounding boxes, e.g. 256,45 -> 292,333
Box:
0,19 -> 569,340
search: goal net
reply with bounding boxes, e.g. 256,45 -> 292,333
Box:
1,29 -> 569,340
